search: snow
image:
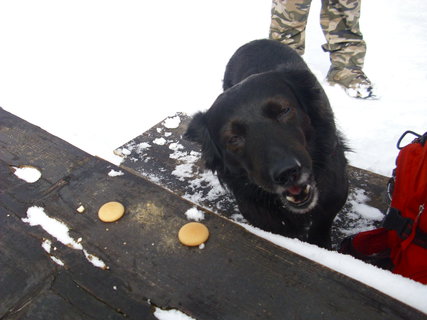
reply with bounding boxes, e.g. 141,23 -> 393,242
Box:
50,256 -> 65,266
349,189 -> 384,220
170,147 -> 203,182
153,137 -> 167,146
166,140 -> 230,205
335,188 -> 385,236
22,206 -> 108,270
184,207 -> 205,222
23,206 -> 83,250
108,169 -> 124,177
162,116 -> 182,129
83,249 -> 108,270
1,1 -> 425,175
154,308 -> 196,320
1,0 -> 427,316
12,166 -> 42,183
120,148 -> 132,156
76,205 -> 86,213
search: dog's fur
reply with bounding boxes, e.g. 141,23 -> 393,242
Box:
185,39 -> 348,248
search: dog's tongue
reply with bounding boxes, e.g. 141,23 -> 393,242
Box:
287,185 -> 303,195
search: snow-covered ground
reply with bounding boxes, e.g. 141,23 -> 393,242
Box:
1,0 -> 427,317
1,1 -> 426,176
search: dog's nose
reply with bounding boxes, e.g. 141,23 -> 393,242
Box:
271,161 -> 301,186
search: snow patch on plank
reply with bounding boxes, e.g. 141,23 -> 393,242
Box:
154,307 -> 196,320
83,249 -> 108,269
23,206 -> 83,250
22,206 -> 108,270
334,188 -> 385,237
184,207 -> 205,221
162,115 -> 181,129
42,238 -> 52,253
153,137 -> 167,145
108,169 -> 124,177
12,165 -> 42,183
50,256 -> 65,266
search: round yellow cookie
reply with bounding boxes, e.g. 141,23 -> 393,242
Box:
178,222 -> 209,247
98,201 -> 125,222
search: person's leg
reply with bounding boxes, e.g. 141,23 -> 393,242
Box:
320,0 -> 373,98
269,0 -> 312,55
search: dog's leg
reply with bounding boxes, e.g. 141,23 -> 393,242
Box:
306,213 -> 335,249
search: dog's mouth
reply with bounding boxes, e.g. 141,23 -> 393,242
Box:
284,184 -> 312,205
278,182 -> 318,213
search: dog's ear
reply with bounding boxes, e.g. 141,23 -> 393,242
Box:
276,66 -> 324,111
184,112 -> 222,172
184,112 -> 207,143
276,67 -> 343,157
276,66 -> 335,127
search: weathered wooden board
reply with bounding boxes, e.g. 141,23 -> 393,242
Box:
0,108 -> 155,320
1,107 -> 424,320
115,112 -> 391,248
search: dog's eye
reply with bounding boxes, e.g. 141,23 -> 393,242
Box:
263,101 -> 293,122
227,135 -> 244,150
277,107 -> 291,121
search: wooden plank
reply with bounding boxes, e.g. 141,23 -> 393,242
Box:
1,107 -> 424,320
0,108 -> 156,320
0,207 -> 55,317
114,112 -> 391,248
9,291 -> 93,320
0,107 -> 92,185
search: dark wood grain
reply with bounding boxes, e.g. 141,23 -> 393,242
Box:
1,107 -> 424,320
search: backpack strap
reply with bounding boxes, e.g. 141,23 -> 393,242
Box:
383,207 -> 413,238
383,205 -> 427,249
419,131 -> 427,145
396,130 -> 426,149
414,225 -> 427,249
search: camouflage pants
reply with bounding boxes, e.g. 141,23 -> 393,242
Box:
269,0 -> 366,71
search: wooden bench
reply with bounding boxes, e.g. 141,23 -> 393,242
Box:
1,108 -> 424,320
114,112 -> 391,248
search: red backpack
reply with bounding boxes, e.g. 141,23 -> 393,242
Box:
339,131 -> 427,284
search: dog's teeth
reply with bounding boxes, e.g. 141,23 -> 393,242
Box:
286,195 -> 297,203
304,185 -> 311,194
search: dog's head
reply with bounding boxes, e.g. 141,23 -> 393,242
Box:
185,68 -> 337,213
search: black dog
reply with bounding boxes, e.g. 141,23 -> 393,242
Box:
185,39 -> 348,248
